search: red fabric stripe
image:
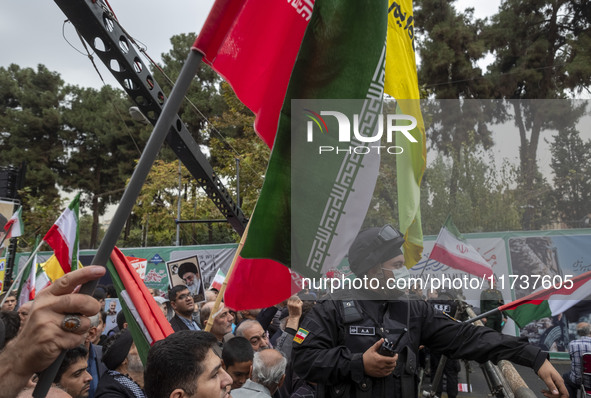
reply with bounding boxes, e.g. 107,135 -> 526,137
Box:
192,0 -> 312,148
429,244 -> 493,278
110,247 -> 173,342
224,256 -> 299,310
44,225 -> 71,273
3,219 -> 15,233
192,0 -> 245,58
499,270 -> 591,312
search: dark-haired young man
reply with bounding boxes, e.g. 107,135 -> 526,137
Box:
169,285 -> 200,332
221,336 -> 254,390
53,346 -> 93,398
144,330 -> 232,398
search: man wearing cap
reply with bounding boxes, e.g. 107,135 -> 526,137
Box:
178,262 -> 202,296
96,329 -> 145,398
292,225 -> 568,398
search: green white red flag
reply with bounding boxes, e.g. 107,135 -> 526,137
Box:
3,206 -> 23,240
500,270 -> 591,328
17,258 -> 36,306
225,0 -> 387,310
109,247 -> 174,364
43,194 -> 80,274
192,0 -> 313,148
428,216 -> 493,279
209,268 -> 226,291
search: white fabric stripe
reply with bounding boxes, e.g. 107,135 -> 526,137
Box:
120,290 -> 153,344
54,207 -> 77,262
435,227 -> 491,268
548,279 -> 591,315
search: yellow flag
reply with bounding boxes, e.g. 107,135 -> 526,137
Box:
384,0 -> 426,266
41,254 -> 83,281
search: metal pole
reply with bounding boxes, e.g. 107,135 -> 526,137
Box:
235,157 -> 240,207
33,49 -> 205,398
176,160 -> 182,246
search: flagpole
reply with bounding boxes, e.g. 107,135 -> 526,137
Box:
204,221 -> 250,332
33,50 -> 205,398
0,240 -> 44,308
463,307 -> 501,324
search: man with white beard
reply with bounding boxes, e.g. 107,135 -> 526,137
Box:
96,329 -> 145,398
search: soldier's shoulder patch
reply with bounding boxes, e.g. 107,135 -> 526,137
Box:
293,328 -> 309,344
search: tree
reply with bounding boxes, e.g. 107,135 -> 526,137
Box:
550,121 -> 591,226
119,159 -> 237,247
486,0 -> 591,229
421,150 -> 522,235
153,33 -> 229,150
59,85 -> 150,248
415,0 -> 496,206
0,64 -> 65,204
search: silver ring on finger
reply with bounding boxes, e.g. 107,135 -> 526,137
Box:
61,314 -> 82,332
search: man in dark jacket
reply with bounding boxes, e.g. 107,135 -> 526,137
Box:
292,225 -> 568,398
168,285 -> 200,332
96,329 -> 145,398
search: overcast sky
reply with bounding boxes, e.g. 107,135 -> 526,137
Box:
1,0 -> 215,89
1,1 -> 499,90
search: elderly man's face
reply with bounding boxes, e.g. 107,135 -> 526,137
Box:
243,323 -> 270,352
210,305 -> 234,340
182,271 -> 198,287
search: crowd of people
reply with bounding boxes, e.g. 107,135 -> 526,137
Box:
0,226 -> 577,397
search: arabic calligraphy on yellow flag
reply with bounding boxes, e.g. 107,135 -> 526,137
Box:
384,0 -> 426,267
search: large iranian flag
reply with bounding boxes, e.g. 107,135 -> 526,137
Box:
230,0 -> 387,309
429,216 -> 493,279
43,194 -> 80,274
500,270 -> 591,328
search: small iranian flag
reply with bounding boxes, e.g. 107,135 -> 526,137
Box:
43,194 -> 80,274
500,270 -> 591,328
428,216 -> 493,279
4,207 -> 23,239
17,259 -> 36,306
209,268 -> 226,291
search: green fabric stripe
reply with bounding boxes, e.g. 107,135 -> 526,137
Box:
241,0 -> 388,269
71,193 -> 80,272
505,301 -> 551,328
106,259 -> 150,365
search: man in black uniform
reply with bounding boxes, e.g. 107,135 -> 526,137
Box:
291,225 -> 567,398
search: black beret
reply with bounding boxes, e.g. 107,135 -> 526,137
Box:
102,329 -> 134,370
347,226 -> 404,276
178,262 -> 198,279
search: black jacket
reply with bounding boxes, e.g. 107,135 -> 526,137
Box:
95,371 -> 144,398
292,294 -> 546,397
169,314 -> 190,333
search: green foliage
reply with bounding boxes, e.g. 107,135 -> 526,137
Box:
550,124 -> 591,225
421,152 -> 522,235
59,84 -> 150,248
117,160 -> 238,247
0,64 -> 65,203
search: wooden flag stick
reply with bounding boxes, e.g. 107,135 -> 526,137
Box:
204,220 -> 250,332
